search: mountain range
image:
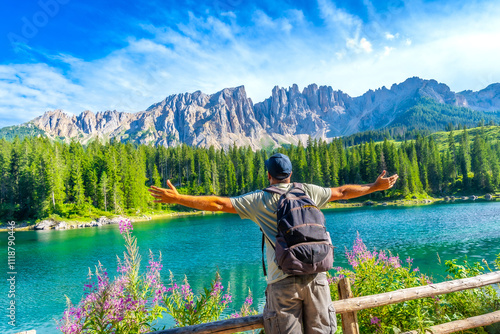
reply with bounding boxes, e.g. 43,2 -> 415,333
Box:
1,77 -> 500,149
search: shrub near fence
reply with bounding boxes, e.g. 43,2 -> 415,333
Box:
57,219 -> 258,334
57,221 -> 500,334
328,234 -> 500,333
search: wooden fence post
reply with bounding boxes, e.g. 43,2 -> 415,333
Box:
338,277 -> 360,334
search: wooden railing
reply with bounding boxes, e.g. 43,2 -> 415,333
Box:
148,271 -> 500,334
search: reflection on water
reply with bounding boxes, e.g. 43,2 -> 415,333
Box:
1,202 -> 499,333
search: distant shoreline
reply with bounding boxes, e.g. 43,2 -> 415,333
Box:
1,195 -> 497,232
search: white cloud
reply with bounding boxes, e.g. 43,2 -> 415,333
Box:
385,32 -> 399,40
252,10 -> 293,33
346,37 -> 373,53
317,0 -> 363,39
1,0 -> 500,128
0,63 -> 84,124
360,38 -> 373,53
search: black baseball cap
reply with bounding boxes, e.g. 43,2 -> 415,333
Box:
265,153 -> 292,180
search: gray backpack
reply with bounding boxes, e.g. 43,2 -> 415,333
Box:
262,183 -> 334,275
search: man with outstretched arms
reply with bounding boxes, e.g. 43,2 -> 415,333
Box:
149,153 -> 398,334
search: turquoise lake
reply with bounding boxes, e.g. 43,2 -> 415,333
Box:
1,202 -> 500,333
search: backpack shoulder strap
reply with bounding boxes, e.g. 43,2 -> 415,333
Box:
263,186 -> 287,195
292,182 -> 304,191
261,233 -> 267,277
261,229 -> 275,277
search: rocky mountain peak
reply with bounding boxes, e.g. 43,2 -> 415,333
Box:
10,78 -> 500,150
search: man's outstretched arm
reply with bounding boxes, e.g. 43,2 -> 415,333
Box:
148,180 -> 237,213
329,170 -> 399,201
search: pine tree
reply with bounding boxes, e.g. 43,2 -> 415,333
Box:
471,131 -> 491,190
458,128 -> 471,190
44,145 -> 66,215
98,171 -> 109,212
409,145 -> 423,194
0,139 -> 11,216
426,137 -> 442,193
105,146 -> 124,214
294,142 -> 308,182
447,129 -> 457,179
253,151 -> 267,189
243,147 -> 255,193
398,151 -> 410,197
70,158 -> 86,210
320,140 -> 332,187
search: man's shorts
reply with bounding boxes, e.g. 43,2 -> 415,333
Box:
263,272 -> 337,334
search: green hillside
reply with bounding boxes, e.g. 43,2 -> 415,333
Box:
389,97 -> 500,131
343,98 -> 500,146
431,125 -> 500,152
0,124 -> 46,141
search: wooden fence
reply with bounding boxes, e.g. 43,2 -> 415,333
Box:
147,271 -> 500,334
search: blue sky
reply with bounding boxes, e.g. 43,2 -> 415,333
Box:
1,0 -> 500,127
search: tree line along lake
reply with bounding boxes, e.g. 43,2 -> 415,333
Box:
1,201 -> 499,334
2,125 -> 500,225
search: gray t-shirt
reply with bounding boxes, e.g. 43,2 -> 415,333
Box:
230,183 -> 332,284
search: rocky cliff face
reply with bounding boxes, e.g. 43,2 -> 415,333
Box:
455,83 -> 500,112
23,77 -> 500,149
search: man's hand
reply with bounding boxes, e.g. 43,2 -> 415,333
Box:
371,170 -> 399,191
147,180 -> 237,213
330,170 -> 399,201
148,180 -> 179,204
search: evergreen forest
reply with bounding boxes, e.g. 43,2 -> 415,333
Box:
1,126 -> 499,222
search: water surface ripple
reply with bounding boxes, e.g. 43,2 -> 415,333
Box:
1,202 -> 499,333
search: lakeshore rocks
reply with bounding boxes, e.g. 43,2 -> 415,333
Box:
108,216 -> 127,224
2,221 -> 28,229
54,222 -> 68,230
94,216 -> 127,225
28,215 -> 134,231
34,220 -> 56,230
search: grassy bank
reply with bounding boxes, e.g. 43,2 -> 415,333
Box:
0,207 -> 224,231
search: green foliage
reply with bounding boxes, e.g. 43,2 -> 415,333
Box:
0,124 -> 47,141
442,258 -> 500,320
2,125 -> 500,222
342,99 -> 500,147
58,219 -> 259,333
389,98 -> 500,134
163,272 -> 232,327
329,235 -> 500,334
57,219 -> 166,333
